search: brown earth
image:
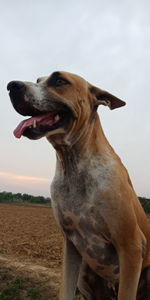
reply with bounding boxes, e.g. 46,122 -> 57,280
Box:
0,203 -> 63,268
0,203 -> 64,299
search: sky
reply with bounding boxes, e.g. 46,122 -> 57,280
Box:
0,0 -> 150,197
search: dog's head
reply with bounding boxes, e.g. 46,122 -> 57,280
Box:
7,71 -> 125,142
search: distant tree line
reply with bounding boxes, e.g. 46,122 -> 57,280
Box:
139,197 -> 150,214
0,191 -> 51,205
0,192 -> 149,213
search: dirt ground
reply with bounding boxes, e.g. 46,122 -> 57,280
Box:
0,203 -> 63,268
0,203 -> 64,299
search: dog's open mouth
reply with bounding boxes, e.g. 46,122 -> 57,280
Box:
7,80 -> 75,139
13,111 -> 65,139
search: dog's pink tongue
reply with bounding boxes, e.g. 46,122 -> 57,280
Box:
13,113 -> 53,138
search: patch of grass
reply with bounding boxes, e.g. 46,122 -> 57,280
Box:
0,274 -> 43,300
0,279 -> 24,300
0,272 -> 12,282
27,288 -> 41,299
0,264 -> 58,300
0,277 -> 42,300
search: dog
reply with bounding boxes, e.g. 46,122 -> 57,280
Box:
7,71 -> 150,299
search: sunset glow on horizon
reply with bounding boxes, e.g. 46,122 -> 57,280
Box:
0,171 -> 51,197
0,171 -> 50,183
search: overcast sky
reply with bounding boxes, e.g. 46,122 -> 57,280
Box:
0,0 -> 150,197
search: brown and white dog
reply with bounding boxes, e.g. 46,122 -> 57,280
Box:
7,71 -> 150,300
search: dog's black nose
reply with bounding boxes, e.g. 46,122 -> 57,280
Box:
7,81 -> 26,92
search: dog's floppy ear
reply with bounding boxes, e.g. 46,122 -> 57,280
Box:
90,85 -> 126,110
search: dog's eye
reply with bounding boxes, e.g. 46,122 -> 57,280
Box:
47,75 -> 70,88
55,78 -> 69,87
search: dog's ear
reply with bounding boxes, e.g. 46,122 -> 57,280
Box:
90,85 -> 126,110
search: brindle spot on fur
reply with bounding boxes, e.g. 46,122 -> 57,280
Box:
79,217 -> 94,235
65,228 -> 73,237
88,206 -> 111,239
86,243 -> 118,266
66,229 -> 87,253
62,216 -> 73,227
86,247 -> 95,258
113,266 -> 119,274
96,265 -> 105,272
92,236 -> 101,244
75,232 -> 87,252
57,209 -> 73,229
87,244 -> 104,260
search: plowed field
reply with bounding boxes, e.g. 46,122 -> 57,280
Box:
0,203 -> 63,268
0,203 -> 64,299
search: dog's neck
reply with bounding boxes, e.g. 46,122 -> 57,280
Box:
47,114 -> 114,175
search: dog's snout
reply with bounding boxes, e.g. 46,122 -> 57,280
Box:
7,81 -> 26,92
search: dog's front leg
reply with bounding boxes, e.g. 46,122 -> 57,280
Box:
59,237 -> 81,300
118,229 -> 145,300
118,250 -> 142,300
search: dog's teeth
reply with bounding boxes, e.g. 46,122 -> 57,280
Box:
33,120 -> 37,128
55,115 -> 60,122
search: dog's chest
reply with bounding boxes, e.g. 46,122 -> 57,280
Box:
51,153 -> 116,212
51,168 -> 99,212
51,158 -> 119,281
54,204 -> 119,280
